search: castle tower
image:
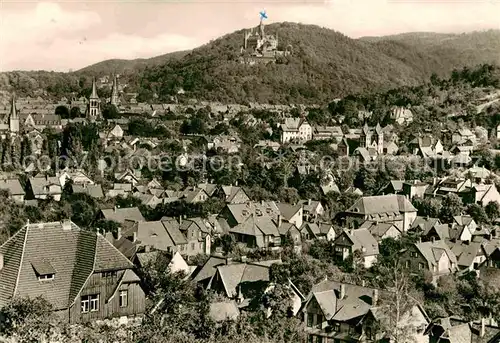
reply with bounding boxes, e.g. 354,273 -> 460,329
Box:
87,78 -> 101,121
259,18 -> 265,39
110,75 -> 120,106
9,95 -> 19,134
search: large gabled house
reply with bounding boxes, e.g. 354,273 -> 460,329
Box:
280,118 -> 312,144
218,201 -> 282,249
207,259 -> 304,314
0,220 -> 145,323
26,175 -> 62,201
344,195 -> 417,232
400,240 -> 458,282
214,185 -> 250,204
100,207 -> 145,225
303,279 -> 430,343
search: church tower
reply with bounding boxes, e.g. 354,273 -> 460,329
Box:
87,78 -> 101,121
9,95 -> 19,134
110,75 -> 120,106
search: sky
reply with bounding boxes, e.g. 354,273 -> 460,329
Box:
0,0 -> 499,72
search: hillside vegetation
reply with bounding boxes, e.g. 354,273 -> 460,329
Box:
0,23 -> 499,104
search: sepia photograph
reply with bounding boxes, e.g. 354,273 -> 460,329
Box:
0,0 -> 500,341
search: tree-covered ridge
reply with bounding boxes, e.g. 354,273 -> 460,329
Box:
1,25 -> 499,104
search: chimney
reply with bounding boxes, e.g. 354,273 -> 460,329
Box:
361,280 -> 365,287
308,199 -> 312,206
372,289 -> 379,306
481,318 -> 485,338
61,219 -> 72,231
179,215 -> 182,225
226,257 -> 233,264
145,245 -> 151,253
278,214 -> 282,227
132,231 -> 137,243
0,253 -> 3,271
431,237 -> 435,243
117,226 -> 122,240
241,255 -> 247,263
114,206 -> 118,212
340,284 -> 346,300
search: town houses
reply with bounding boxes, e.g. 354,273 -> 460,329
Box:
1,67 -> 500,343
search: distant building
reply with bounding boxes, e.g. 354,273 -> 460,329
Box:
240,18 -> 291,65
280,118 -> 312,144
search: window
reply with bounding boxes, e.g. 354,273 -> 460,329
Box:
102,271 -> 117,278
405,260 -> 410,269
38,273 -> 55,281
366,327 -> 374,340
316,314 -> 323,328
411,252 -> 418,258
418,262 -> 425,270
191,243 -> 195,250
119,290 -> 128,308
81,294 -> 99,313
180,245 -> 185,251
307,313 -> 314,327
333,322 -> 340,332
316,336 -> 323,343
199,242 -> 203,250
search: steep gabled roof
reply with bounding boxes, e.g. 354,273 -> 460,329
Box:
0,221 -> 135,310
346,195 -> 417,215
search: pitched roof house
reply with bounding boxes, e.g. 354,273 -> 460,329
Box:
401,240 -> 458,282
0,220 -> 145,323
0,178 -> 25,203
345,195 -> 417,232
27,176 -> 62,201
100,207 -> 145,225
302,280 -> 384,342
333,229 -> 379,268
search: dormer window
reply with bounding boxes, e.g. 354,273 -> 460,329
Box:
102,271 -> 118,278
31,260 -> 56,281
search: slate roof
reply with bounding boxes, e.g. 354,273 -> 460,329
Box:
308,280 -> 385,321
359,221 -> 400,239
0,221 -> 134,309
101,207 -> 145,224
72,184 -> 104,198
410,217 -> 441,232
192,255 -> 228,284
29,176 -> 61,196
415,241 -> 458,270
0,178 -> 25,195
346,195 -> 416,216
212,262 -> 273,298
276,203 -> 302,221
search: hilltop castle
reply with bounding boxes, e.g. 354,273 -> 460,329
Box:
240,18 -> 292,65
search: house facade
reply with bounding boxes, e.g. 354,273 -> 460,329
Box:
0,220 -> 145,323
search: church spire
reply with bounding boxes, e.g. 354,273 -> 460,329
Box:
9,94 -> 19,134
9,94 -> 17,119
111,75 -> 119,106
90,77 -> 98,99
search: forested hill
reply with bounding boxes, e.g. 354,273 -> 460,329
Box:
136,24 -> 500,104
1,23 -> 499,104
